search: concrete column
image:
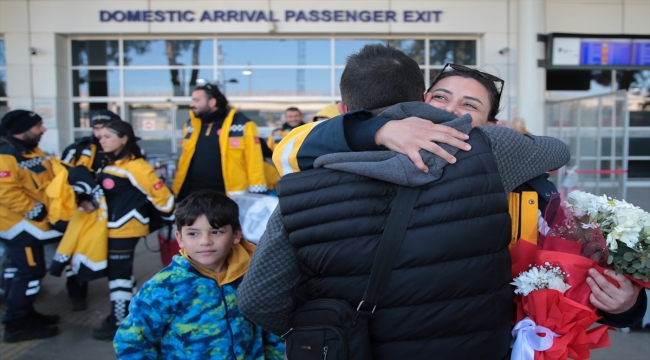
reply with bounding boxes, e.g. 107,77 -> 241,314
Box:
517,0 -> 546,135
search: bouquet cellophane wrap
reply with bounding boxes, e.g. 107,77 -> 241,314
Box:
511,240 -> 613,360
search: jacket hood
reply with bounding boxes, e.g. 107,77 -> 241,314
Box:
180,237 -> 256,286
313,102 -> 472,186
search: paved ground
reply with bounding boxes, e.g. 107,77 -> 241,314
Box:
1,233 -> 649,360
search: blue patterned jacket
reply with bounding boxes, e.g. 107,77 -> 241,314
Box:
114,254 -> 285,359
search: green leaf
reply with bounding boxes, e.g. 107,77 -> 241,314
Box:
624,252 -> 634,261
627,267 -> 636,273
632,261 -> 642,269
607,255 -> 614,264
633,272 -> 643,279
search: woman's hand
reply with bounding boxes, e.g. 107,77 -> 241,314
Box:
586,268 -> 642,314
374,117 -> 471,172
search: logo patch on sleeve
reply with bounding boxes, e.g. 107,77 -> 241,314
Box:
154,181 -> 164,190
102,178 -> 115,190
0,171 -> 10,178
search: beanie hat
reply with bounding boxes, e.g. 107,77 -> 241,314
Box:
90,110 -> 121,126
0,110 -> 43,136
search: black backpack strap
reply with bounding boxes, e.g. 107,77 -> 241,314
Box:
357,185 -> 420,317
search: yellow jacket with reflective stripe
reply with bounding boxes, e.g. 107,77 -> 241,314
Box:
0,136 -> 62,246
100,156 -> 175,239
172,108 -> 268,196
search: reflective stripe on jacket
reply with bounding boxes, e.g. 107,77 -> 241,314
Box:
99,156 -> 174,239
172,108 -> 267,196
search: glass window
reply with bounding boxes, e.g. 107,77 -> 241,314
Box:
0,70 -> 6,97
73,102 -> 121,128
123,68 -> 213,97
71,40 -> 119,66
217,40 -> 330,66
0,101 -> 8,118
123,40 -> 213,66
0,40 -> 5,67
335,39 -> 383,65
387,40 -> 425,65
335,68 -> 344,96
72,70 -> 120,97
219,69 -> 330,96
429,40 -> 477,66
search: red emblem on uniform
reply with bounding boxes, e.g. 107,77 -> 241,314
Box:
102,178 -> 115,190
254,136 -> 260,144
154,181 -> 164,190
0,171 -> 10,178
230,139 -> 241,147
217,129 -> 222,136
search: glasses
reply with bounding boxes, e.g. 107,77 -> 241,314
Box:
427,63 -> 504,102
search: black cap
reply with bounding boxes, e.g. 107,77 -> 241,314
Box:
0,110 -> 43,136
90,110 -> 121,126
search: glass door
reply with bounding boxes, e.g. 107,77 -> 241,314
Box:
127,103 -> 174,156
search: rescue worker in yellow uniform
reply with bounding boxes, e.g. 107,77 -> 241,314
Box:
172,83 -> 268,201
91,120 -> 175,340
266,107 -> 305,151
61,110 -> 120,172
0,110 -> 62,342
57,110 -> 121,312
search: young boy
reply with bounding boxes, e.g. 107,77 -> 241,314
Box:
113,190 -> 285,359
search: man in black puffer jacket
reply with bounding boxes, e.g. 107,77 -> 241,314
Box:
238,45 -> 573,359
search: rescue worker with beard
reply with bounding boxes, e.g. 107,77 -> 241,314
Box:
172,84 -> 267,201
266,107 -> 305,151
0,110 -> 62,342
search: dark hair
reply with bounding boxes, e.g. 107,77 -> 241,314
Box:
103,120 -> 144,159
429,70 -> 502,122
175,190 -> 241,231
285,107 -> 301,114
340,44 -> 424,111
194,83 -> 228,109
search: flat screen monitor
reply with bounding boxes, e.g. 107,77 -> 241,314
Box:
549,34 -> 650,69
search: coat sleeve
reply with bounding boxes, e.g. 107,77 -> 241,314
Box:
0,154 -> 42,217
271,113 -> 358,177
128,161 -> 175,220
114,280 -> 173,360
243,121 -> 268,193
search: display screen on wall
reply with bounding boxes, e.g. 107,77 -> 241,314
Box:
549,34 -> 650,69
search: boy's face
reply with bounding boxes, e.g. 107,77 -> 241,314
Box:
175,214 -> 241,273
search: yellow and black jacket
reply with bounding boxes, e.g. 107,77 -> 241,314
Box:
99,154 -> 175,239
47,159 -> 108,282
0,136 -> 62,246
172,108 -> 268,196
266,122 -> 304,152
61,136 -> 109,172
508,174 -> 558,248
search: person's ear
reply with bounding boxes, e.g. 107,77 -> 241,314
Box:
423,92 -> 433,103
232,228 -> 242,245
175,230 -> 185,248
209,97 -> 217,109
336,102 -> 349,115
120,135 -> 128,145
487,120 -> 498,127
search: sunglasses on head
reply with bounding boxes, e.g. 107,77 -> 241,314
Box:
427,63 -> 504,102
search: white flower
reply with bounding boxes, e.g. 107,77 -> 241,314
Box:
511,264 -> 570,296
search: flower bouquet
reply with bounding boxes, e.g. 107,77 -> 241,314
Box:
509,189 -> 650,360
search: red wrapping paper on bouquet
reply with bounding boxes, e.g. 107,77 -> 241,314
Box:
521,290 -> 611,360
511,240 -> 613,360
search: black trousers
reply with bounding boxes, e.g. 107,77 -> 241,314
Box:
107,237 -> 139,325
2,245 -> 46,322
